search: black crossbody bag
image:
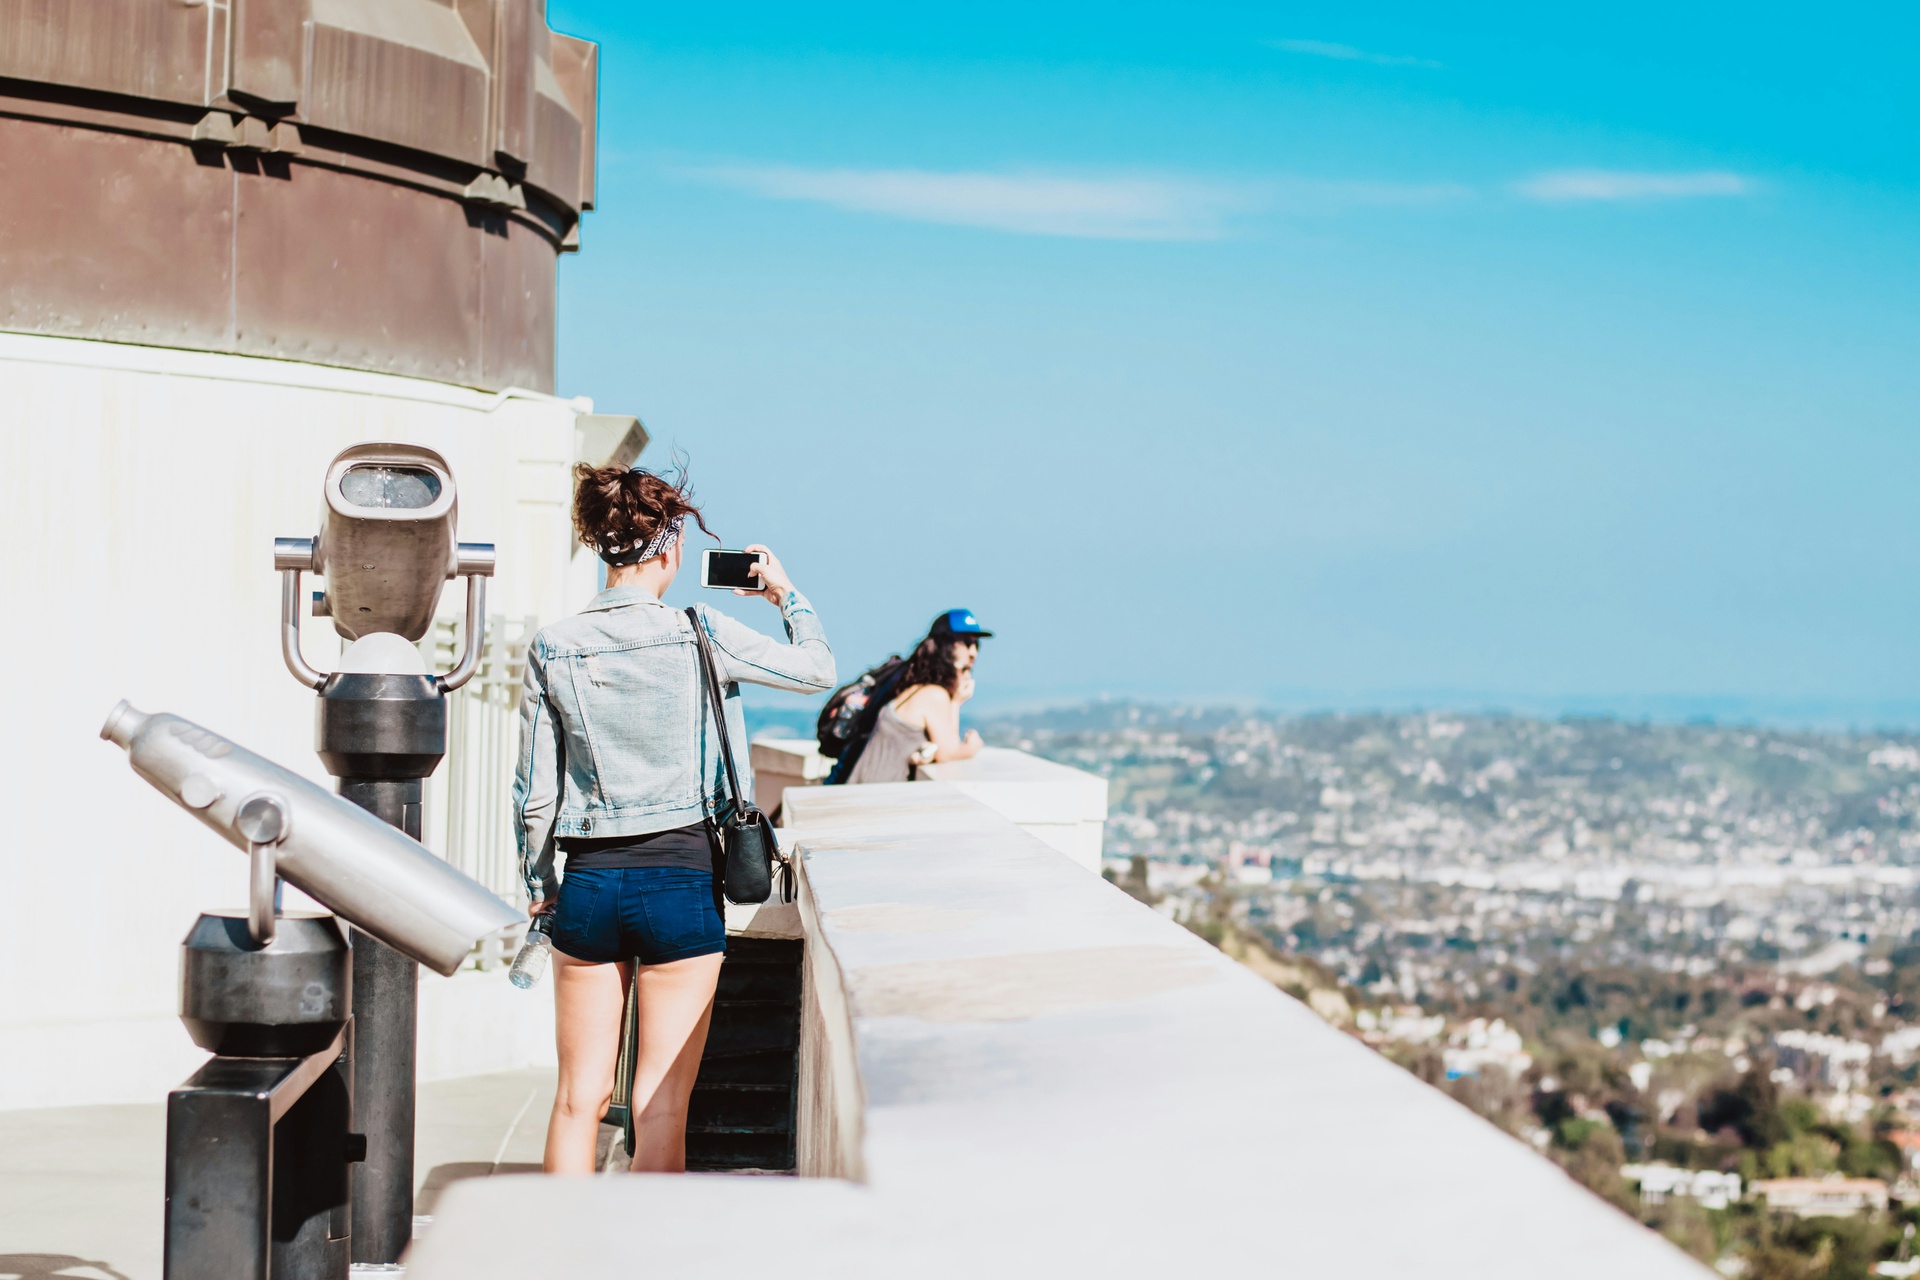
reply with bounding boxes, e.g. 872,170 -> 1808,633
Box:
685,606 -> 791,905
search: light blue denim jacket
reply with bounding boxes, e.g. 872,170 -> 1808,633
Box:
513,585 -> 834,902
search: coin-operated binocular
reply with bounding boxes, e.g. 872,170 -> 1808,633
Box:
102,703 -> 519,1280
274,444 -> 496,825
275,443 -> 497,698
272,443 -> 497,1265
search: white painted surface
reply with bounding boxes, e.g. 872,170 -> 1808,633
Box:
918,746 -> 1108,871
753,738 -> 1108,872
416,968 -> 557,1082
410,782 -> 1708,1280
751,736 -> 835,819
0,333 -> 585,1109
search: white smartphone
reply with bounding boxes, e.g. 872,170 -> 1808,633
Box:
700,548 -> 767,591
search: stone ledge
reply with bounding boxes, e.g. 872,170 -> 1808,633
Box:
408,782 -> 1709,1280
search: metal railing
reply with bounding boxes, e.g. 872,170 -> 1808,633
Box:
427,613 -> 539,969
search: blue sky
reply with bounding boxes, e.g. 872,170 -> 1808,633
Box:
547,2 -> 1920,726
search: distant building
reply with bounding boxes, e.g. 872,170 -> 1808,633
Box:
1356,1006 -> 1446,1047
1781,941 -> 1866,978
1882,1028 -> 1920,1068
1621,1163 -> 1741,1211
1773,1030 -> 1873,1093
1443,1018 -> 1533,1079
1751,1177 -> 1889,1218
1228,843 -> 1274,885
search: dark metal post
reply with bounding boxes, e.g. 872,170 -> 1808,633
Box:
316,673 -> 446,1267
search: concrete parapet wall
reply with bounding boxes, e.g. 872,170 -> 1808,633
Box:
792,858 -> 864,1182
409,782 -> 1708,1279
753,739 -> 1108,872
749,736 -> 836,819
917,746 -> 1107,872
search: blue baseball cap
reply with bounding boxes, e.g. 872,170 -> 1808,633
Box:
931,608 -> 993,639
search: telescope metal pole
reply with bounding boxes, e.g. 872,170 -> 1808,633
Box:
322,688 -> 440,1266
312,578 -> 487,1267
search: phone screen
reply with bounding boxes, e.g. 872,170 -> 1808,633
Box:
703,550 -> 765,590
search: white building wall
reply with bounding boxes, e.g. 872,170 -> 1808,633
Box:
0,332 -> 588,1109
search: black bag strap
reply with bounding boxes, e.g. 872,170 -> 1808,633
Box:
685,606 -> 749,812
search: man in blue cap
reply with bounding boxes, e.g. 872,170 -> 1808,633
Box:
822,608 -> 992,784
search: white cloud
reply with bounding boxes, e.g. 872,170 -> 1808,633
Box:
689,165 -> 1257,240
1265,178 -> 1472,214
1268,39 -> 1442,69
685,161 -> 1755,238
1513,170 -> 1754,202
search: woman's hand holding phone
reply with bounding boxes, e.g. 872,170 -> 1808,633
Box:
737,543 -> 792,608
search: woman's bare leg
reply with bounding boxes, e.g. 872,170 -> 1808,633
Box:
627,952 -> 724,1173
543,950 -> 631,1173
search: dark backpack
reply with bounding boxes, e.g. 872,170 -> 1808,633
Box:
817,655 -> 909,782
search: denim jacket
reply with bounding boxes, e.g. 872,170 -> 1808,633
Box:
513,584 -> 834,902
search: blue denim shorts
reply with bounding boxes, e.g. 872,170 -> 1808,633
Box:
550,866 -> 726,966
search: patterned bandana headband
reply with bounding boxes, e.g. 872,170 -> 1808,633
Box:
600,513 -> 685,567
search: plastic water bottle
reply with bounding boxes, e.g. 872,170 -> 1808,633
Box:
508,915 -> 553,990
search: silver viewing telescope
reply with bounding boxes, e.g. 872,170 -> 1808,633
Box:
274,442 -> 496,692
268,441 -> 499,1268
100,702 -> 516,974
102,442 -> 514,1278
101,704 -> 518,1280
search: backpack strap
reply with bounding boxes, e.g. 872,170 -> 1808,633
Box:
825,662 -> 911,785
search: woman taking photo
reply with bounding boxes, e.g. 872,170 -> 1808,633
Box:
513,462 -> 834,1173
847,609 -> 991,784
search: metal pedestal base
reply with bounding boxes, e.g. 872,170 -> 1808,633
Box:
164,1027 -> 355,1280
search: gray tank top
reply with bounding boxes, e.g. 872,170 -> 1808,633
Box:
847,702 -> 928,784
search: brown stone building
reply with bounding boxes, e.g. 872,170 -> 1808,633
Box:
0,0 -> 598,390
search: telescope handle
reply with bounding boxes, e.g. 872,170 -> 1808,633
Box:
280,566 -> 328,690
248,840 -> 278,946
435,574 -> 488,693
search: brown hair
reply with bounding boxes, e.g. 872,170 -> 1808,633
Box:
571,461 -> 716,562
899,630 -> 974,697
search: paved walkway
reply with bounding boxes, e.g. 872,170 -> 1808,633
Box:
0,1069 -> 557,1280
